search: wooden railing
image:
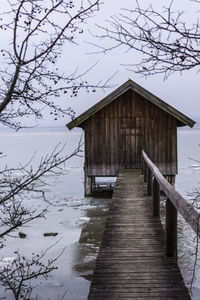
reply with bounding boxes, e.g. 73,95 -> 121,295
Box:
142,150 -> 200,260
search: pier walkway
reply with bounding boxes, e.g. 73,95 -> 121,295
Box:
88,169 -> 191,300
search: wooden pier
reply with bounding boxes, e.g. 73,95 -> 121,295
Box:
88,167 -> 192,300
67,80 -> 197,299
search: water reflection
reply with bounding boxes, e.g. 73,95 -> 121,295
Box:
73,197 -> 111,282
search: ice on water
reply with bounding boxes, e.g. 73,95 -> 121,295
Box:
0,126 -> 200,299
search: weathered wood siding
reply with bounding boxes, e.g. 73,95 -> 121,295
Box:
83,90 -> 177,176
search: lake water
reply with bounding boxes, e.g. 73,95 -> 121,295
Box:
0,126 -> 199,299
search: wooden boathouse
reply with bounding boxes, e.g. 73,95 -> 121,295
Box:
67,80 -> 198,299
67,79 -> 195,196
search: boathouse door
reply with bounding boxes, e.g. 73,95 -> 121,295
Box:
120,118 -> 143,169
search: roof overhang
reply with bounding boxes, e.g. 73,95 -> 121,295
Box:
67,79 -> 195,130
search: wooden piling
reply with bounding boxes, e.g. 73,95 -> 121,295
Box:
166,198 -> 177,260
152,177 -> 160,217
147,167 -> 152,195
84,176 -> 92,196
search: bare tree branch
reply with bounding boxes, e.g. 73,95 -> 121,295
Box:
0,1 -> 108,297
94,0 -> 200,78
0,141 -> 83,205
0,200 -> 46,239
0,241 -> 65,300
0,137 -> 83,241
0,0 -> 108,129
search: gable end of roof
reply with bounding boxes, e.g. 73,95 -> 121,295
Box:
67,80 -> 195,129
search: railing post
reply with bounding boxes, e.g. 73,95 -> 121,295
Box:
141,156 -> 144,175
152,177 -> 160,217
144,163 -> 147,182
147,167 -> 152,196
166,198 -> 177,260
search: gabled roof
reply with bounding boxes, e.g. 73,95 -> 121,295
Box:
67,79 -> 195,129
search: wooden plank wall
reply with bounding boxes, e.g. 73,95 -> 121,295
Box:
83,90 -> 177,177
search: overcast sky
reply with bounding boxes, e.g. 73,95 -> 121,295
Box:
57,0 -> 200,128
1,0 -> 199,127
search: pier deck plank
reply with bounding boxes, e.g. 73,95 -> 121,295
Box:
88,169 -> 191,300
